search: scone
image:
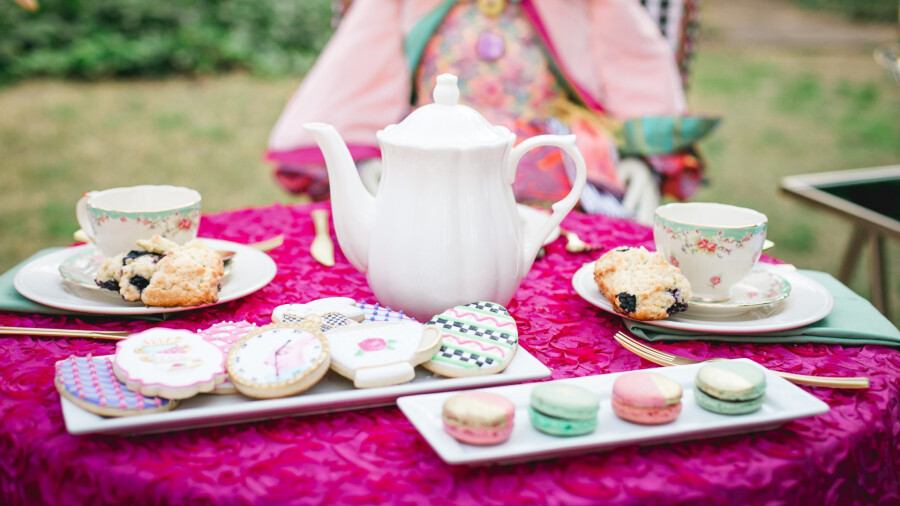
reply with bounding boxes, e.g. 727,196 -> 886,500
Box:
95,236 -> 179,302
141,241 -> 224,307
95,235 -> 224,307
593,246 -> 691,320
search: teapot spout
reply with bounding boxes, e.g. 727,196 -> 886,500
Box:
303,122 -> 374,273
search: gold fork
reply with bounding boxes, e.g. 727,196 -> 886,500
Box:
0,327 -> 130,341
613,331 -> 870,389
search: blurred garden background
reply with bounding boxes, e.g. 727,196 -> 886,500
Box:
1,0 -> 898,323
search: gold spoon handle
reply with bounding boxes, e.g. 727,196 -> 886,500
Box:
0,326 -> 129,340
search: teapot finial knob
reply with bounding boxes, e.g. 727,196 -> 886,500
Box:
433,74 -> 459,106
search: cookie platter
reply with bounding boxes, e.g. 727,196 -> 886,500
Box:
59,346 -> 550,435
572,262 -> 834,334
397,360 -> 829,465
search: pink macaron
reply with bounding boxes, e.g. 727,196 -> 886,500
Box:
442,391 -> 515,445
611,372 -> 683,424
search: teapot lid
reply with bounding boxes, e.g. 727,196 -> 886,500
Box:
377,74 -> 511,148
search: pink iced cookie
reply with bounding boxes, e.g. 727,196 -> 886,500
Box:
113,328 -> 227,400
199,321 -> 257,394
442,391 -> 515,445
611,372 -> 683,425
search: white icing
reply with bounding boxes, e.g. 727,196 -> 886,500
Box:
232,328 -> 324,384
272,297 -> 365,323
327,322 -> 424,369
114,328 -> 226,389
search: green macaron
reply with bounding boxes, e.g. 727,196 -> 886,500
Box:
529,383 -> 600,436
694,361 -> 767,415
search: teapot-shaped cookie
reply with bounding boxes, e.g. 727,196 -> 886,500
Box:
304,74 -> 586,321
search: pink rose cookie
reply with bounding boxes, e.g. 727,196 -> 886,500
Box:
198,321 -> 257,394
611,372 -> 683,424
423,302 -> 518,378
442,391 -> 515,445
55,355 -> 178,417
227,323 -> 331,399
326,321 -> 442,388
113,328 -> 227,400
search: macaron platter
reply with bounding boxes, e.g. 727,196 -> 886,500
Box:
397,359 -> 829,465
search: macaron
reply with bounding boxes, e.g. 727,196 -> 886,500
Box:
528,383 -> 600,437
442,391 -> 515,445
611,372 -> 683,424
694,361 -> 767,415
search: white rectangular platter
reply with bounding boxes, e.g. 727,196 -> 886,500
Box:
61,346 -> 550,435
397,359 -> 830,465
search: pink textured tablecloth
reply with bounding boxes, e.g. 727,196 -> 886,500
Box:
1,203 -> 898,505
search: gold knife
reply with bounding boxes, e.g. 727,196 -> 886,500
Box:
310,209 -> 335,267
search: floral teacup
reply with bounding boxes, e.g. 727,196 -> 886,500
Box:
653,203 -> 767,302
75,185 -> 201,257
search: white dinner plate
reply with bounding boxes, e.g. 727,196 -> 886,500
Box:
397,360 -> 829,465
59,346 -> 551,435
572,262 -> 833,334
14,239 -> 276,315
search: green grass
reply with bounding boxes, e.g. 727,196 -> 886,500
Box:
1,38 -> 898,326
0,74 -> 302,268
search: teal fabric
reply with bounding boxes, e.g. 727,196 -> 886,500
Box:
404,0 -> 456,74
0,248 -> 76,315
0,247 -> 165,320
626,270 -> 900,347
620,116 -> 720,156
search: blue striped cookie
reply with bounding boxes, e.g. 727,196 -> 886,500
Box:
422,302 -> 518,377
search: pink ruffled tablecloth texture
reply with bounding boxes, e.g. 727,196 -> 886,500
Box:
1,202 -> 898,505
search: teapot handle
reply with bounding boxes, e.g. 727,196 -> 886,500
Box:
506,135 -> 587,269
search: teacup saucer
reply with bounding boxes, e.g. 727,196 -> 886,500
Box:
58,248 -> 118,297
685,267 -> 791,318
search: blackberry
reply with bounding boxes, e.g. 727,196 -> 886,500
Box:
666,289 -> 689,315
616,292 -> 637,313
122,251 -> 162,265
96,279 -> 119,292
129,275 -> 150,290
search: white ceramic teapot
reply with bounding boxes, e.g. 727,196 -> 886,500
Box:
304,74 -> 586,321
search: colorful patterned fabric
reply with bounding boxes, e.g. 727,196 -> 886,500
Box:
620,115 -> 720,157
414,1 -> 620,206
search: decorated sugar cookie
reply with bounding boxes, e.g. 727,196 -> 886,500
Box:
227,323 -> 330,399
55,355 -> 178,417
272,297 -> 365,324
357,302 -> 417,323
326,321 -> 442,388
113,328 -> 227,400
198,320 -> 257,394
422,301 -> 519,378
285,312 -> 359,333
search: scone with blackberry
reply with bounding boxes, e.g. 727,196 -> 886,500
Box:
141,242 -> 224,307
95,235 -> 224,307
593,246 -> 691,320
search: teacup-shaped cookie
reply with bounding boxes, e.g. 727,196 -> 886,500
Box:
325,321 -> 441,388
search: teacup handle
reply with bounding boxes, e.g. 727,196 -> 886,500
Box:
506,135 -> 587,268
75,191 -> 98,244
